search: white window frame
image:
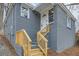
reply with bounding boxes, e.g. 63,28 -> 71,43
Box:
67,17 -> 72,29
20,6 -> 30,19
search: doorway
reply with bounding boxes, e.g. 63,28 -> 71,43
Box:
41,10 -> 49,30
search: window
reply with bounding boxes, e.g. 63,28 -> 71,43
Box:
21,6 -> 29,18
49,8 -> 54,23
67,17 -> 72,29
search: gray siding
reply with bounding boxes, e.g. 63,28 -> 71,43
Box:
48,5 -> 57,51
4,3 -> 75,55
16,4 -> 40,42
56,5 -> 75,52
4,4 -> 20,55
4,4 -> 40,56
15,4 -> 40,55
48,5 -> 75,52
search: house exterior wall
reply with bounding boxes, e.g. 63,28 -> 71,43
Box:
4,3 -> 75,55
56,5 -> 75,52
48,4 -> 75,52
48,5 -> 57,51
15,4 -> 40,42
4,4 -> 40,56
15,4 -> 40,55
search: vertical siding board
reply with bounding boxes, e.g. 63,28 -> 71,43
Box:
4,3 -> 75,55
15,4 -> 40,55
56,5 -> 75,52
48,5 -> 57,51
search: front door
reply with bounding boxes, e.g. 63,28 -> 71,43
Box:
41,10 -> 49,30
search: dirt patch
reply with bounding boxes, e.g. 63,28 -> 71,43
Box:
48,46 -> 79,56
0,35 -> 16,56
1,34 -> 79,56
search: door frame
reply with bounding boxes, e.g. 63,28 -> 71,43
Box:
40,9 -> 49,30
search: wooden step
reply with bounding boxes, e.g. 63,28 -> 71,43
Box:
31,48 -> 44,56
31,48 -> 40,51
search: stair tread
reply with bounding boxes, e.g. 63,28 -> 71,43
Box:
31,48 -> 44,56
31,52 -> 43,56
31,49 -> 42,52
32,48 -> 40,51
32,45 -> 38,49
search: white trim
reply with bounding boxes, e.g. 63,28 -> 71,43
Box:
67,16 -> 72,29
34,3 -> 76,21
34,3 -> 54,13
40,9 -> 49,30
20,5 -> 30,19
20,4 -> 30,19
58,3 -> 76,21
22,3 -> 33,9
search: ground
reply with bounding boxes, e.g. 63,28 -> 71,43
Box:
0,35 -> 16,56
48,46 -> 79,56
0,34 -> 79,56
48,41 -> 79,56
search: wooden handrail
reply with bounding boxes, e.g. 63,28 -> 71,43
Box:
37,32 -> 48,55
38,32 -> 48,42
40,24 -> 50,32
16,29 -> 32,56
22,29 -> 32,42
37,24 -> 50,56
40,21 -> 54,33
16,24 -> 51,56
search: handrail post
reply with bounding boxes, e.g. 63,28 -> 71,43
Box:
16,29 -> 32,56
37,24 -> 50,56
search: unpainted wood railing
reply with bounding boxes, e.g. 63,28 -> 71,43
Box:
16,29 -> 32,56
16,25 -> 50,56
37,24 -> 50,56
40,25 -> 50,36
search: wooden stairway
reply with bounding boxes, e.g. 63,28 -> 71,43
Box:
31,48 -> 44,56
16,24 -> 50,56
